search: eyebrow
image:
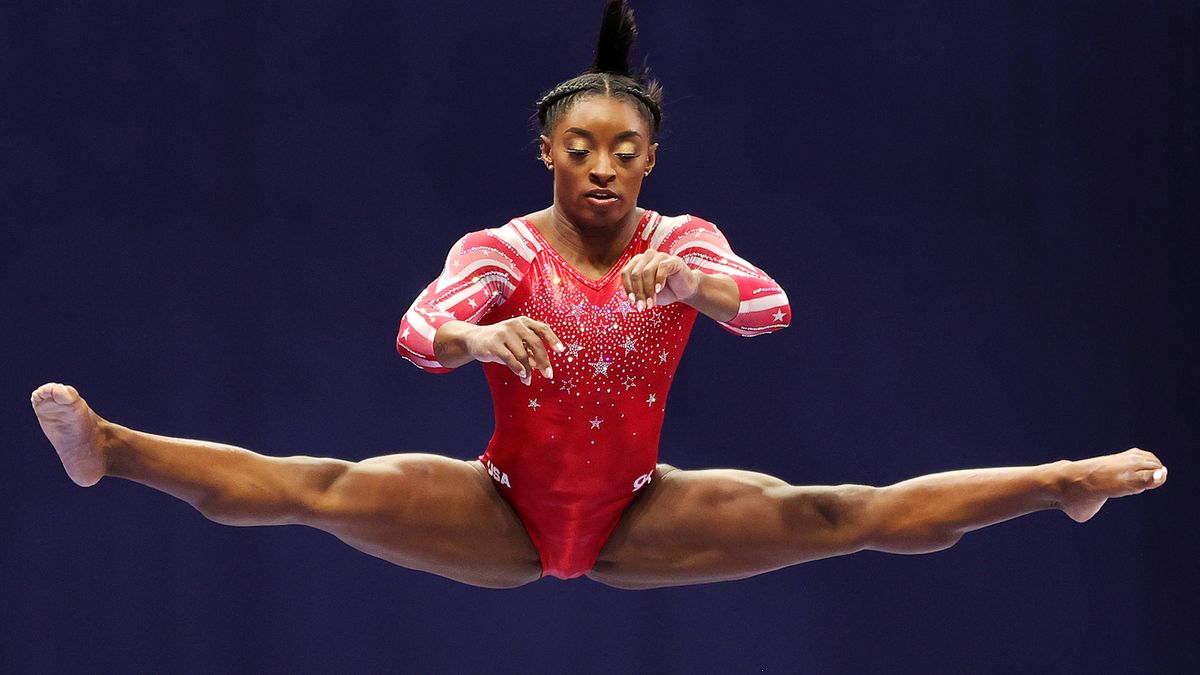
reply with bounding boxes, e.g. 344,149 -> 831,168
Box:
563,127 -> 643,140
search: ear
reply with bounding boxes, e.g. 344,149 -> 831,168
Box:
644,142 -> 658,177
539,135 -> 553,170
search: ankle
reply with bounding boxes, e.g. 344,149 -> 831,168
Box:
1044,459 -> 1077,507
95,419 -> 124,477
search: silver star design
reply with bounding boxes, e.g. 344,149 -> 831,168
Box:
528,399 -> 540,410
467,297 -> 478,308
559,378 -> 577,393
646,393 -> 657,406
589,359 -> 611,377
658,351 -> 668,364
772,309 -> 786,322
567,302 -> 587,317
565,343 -> 583,359
648,312 -> 663,326
621,336 -> 638,353
400,327 -> 410,339
621,375 -> 637,390
589,417 -> 603,429
616,299 -> 634,314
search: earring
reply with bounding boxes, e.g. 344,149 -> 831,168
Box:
644,170 -> 650,177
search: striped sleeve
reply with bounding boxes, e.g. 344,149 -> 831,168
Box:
655,215 -> 790,336
396,227 -> 533,372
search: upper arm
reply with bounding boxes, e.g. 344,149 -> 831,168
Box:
396,228 -> 529,371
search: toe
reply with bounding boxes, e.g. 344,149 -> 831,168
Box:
50,383 -> 78,405
31,383 -> 54,405
1136,466 -> 1167,489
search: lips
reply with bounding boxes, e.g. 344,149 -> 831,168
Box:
584,189 -> 619,203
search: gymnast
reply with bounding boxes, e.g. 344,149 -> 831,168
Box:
31,0 -> 1166,589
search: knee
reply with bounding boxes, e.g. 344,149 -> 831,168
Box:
305,456 -> 434,522
865,484 -> 965,554
197,457 -> 355,526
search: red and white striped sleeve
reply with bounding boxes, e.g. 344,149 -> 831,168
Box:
396,226 -> 534,372
654,214 -> 791,336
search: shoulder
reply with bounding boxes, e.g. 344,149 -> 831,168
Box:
445,218 -> 544,267
643,212 -> 726,250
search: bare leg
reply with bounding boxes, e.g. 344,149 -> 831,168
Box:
589,449 -> 1167,589
31,383 -> 540,588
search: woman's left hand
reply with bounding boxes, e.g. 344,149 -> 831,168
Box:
619,251 -> 699,310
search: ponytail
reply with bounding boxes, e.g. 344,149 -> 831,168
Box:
536,0 -> 664,137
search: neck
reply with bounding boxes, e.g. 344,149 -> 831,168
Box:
543,204 -> 643,269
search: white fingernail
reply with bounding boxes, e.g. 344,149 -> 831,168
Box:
637,299 -> 645,311
544,366 -> 553,379
655,283 -> 663,293
628,293 -> 636,303
554,343 -> 566,353
1153,469 -> 1163,481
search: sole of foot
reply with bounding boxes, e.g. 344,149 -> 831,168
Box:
31,383 -> 107,487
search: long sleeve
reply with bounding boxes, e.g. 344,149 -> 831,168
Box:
396,228 -> 532,372
655,215 -> 790,336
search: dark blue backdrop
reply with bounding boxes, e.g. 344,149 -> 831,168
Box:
3,1 -> 1196,672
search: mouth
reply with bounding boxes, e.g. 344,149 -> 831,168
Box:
584,189 -> 620,205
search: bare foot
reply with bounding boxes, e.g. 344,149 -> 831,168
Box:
30,383 -> 109,487
1058,448 -> 1168,523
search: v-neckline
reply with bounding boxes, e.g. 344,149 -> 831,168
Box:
519,210 -> 657,290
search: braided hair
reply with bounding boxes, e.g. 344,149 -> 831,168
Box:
536,0 -> 664,138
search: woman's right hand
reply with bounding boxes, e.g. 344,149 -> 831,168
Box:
457,317 -> 564,385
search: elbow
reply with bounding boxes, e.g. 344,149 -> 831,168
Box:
721,301 -> 792,337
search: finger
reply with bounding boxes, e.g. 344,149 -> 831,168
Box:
516,325 -> 553,379
500,336 -> 532,384
653,259 -> 675,301
495,346 -> 528,383
627,257 -> 648,310
641,256 -> 663,308
624,254 -> 643,302
526,320 -> 565,357
627,255 -> 649,308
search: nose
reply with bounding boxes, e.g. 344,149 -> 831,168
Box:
589,154 -> 616,185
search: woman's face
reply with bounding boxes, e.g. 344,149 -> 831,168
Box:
540,95 -> 657,229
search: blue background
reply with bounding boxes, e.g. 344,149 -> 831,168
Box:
2,1 -> 1196,672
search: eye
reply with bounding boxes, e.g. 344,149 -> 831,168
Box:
616,153 -> 640,161
566,149 -> 590,157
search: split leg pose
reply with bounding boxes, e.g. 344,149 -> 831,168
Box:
31,383 -> 541,589
589,455 -> 1166,589
32,382 -> 1166,590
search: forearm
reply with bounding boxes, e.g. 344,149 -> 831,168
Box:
862,461 -> 1068,552
682,272 -> 739,323
431,320 -> 477,369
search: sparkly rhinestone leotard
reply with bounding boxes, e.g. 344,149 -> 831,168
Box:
397,210 -> 789,578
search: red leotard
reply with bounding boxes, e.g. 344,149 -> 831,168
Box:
397,210 -> 789,578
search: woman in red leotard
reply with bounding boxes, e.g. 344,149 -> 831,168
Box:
31,0 -> 1166,589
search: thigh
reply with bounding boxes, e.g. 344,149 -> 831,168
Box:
307,453 -> 541,589
588,465 -> 871,589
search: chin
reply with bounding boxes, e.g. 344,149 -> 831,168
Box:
575,203 -> 633,229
